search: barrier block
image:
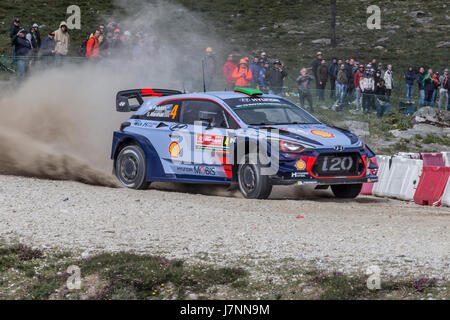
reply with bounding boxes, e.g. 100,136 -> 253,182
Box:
384,157 -> 423,200
397,152 -> 421,159
442,178 -> 450,207
372,155 -> 392,197
361,157 -> 378,195
442,152 -> 450,167
421,153 -> 444,167
413,166 -> 450,206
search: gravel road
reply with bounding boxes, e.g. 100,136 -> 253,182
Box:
0,174 -> 449,279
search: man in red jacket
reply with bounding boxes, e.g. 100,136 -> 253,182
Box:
86,29 -> 101,59
223,54 -> 237,91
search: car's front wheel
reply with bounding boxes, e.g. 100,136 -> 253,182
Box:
115,144 -> 150,190
237,156 -> 272,199
331,183 -> 362,199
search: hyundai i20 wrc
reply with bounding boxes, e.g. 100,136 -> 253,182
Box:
111,87 -> 378,199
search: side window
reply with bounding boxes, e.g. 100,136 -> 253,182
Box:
143,100 -> 181,122
179,100 -> 239,129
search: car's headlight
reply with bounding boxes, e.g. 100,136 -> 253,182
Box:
280,140 -> 305,153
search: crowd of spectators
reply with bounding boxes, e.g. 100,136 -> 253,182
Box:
7,18 -> 450,115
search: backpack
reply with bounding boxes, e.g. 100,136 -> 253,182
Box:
77,34 -> 91,57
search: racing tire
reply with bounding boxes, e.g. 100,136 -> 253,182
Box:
331,183 -> 362,199
115,144 -> 151,190
237,155 -> 272,199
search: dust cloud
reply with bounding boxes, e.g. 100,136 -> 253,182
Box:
0,0 -> 221,188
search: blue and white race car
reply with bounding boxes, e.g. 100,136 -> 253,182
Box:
111,87 -> 378,199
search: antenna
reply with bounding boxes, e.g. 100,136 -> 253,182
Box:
202,59 -> 206,93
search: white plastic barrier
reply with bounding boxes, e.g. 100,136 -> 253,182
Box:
372,155 -> 392,197
442,177 -> 450,207
384,157 -> 423,200
443,152 -> 450,167
397,152 -> 421,160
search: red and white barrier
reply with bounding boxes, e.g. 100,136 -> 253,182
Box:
442,178 -> 450,207
443,152 -> 450,167
413,166 -> 450,206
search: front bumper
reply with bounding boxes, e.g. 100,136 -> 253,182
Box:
270,175 -> 378,186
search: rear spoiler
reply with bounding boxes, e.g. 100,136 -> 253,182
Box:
116,88 -> 182,112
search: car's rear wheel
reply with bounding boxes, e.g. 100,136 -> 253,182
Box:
116,144 -> 150,190
238,155 -> 272,199
331,183 -> 362,199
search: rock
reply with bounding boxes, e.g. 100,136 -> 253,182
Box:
81,250 -> 90,259
259,26 -> 267,31
288,30 -> 304,35
417,17 -> 432,23
374,46 -> 384,50
187,293 -> 198,300
311,38 -> 331,45
408,11 -> 426,18
436,41 -> 450,48
297,42 -> 303,47
414,107 -> 438,123
335,120 -> 370,137
412,123 -> 443,134
377,37 -> 389,43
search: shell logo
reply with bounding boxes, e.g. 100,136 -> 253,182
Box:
295,160 -> 307,171
169,141 -> 181,158
311,130 -> 335,138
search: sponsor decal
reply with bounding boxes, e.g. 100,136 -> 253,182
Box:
194,166 -> 216,176
295,160 -> 307,171
195,134 -> 227,151
169,141 -> 181,158
297,180 -> 317,185
147,104 -> 178,119
310,130 -> 335,138
291,172 -> 308,178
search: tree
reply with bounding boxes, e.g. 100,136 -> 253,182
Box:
331,0 -> 337,47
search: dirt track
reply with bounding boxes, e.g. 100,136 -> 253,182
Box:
0,174 -> 449,280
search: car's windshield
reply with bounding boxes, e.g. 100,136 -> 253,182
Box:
224,97 -> 320,126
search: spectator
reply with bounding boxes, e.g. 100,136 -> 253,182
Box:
10,18 -> 21,65
231,58 -> 252,87
203,47 -> 217,91
344,58 -> 355,103
296,68 -> 314,111
260,52 -> 268,65
404,66 -> 416,103
317,59 -> 328,101
377,63 -> 385,79
417,67 -> 426,107
384,64 -> 394,96
31,23 -> 41,48
374,79 -> 391,118
179,55 -> 194,93
431,72 -> 440,107
259,61 -> 270,92
86,29 -> 101,59
423,69 -> 435,107
266,60 -> 287,95
336,64 -> 347,104
249,57 -> 261,89
39,31 -> 56,66
98,24 -> 105,44
328,57 -> 338,98
54,21 -> 70,66
223,54 -> 237,91
312,51 -> 323,97
11,28 -> 31,84
354,64 -> 365,109
439,69 -> 449,110
360,66 -> 375,113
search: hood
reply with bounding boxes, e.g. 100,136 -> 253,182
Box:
59,21 -> 67,28
261,124 -> 361,147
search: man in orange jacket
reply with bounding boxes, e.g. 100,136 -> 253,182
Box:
232,59 -> 252,87
86,29 -> 101,59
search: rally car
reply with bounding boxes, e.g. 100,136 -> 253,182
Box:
111,87 -> 378,199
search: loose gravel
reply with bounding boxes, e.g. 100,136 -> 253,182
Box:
0,175 -> 449,280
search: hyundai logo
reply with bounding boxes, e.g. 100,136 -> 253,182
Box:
334,145 -> 344,151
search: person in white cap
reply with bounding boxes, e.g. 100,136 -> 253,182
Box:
312,51 -> 323,97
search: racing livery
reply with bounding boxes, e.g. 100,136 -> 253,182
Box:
111,88 -> 378,199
